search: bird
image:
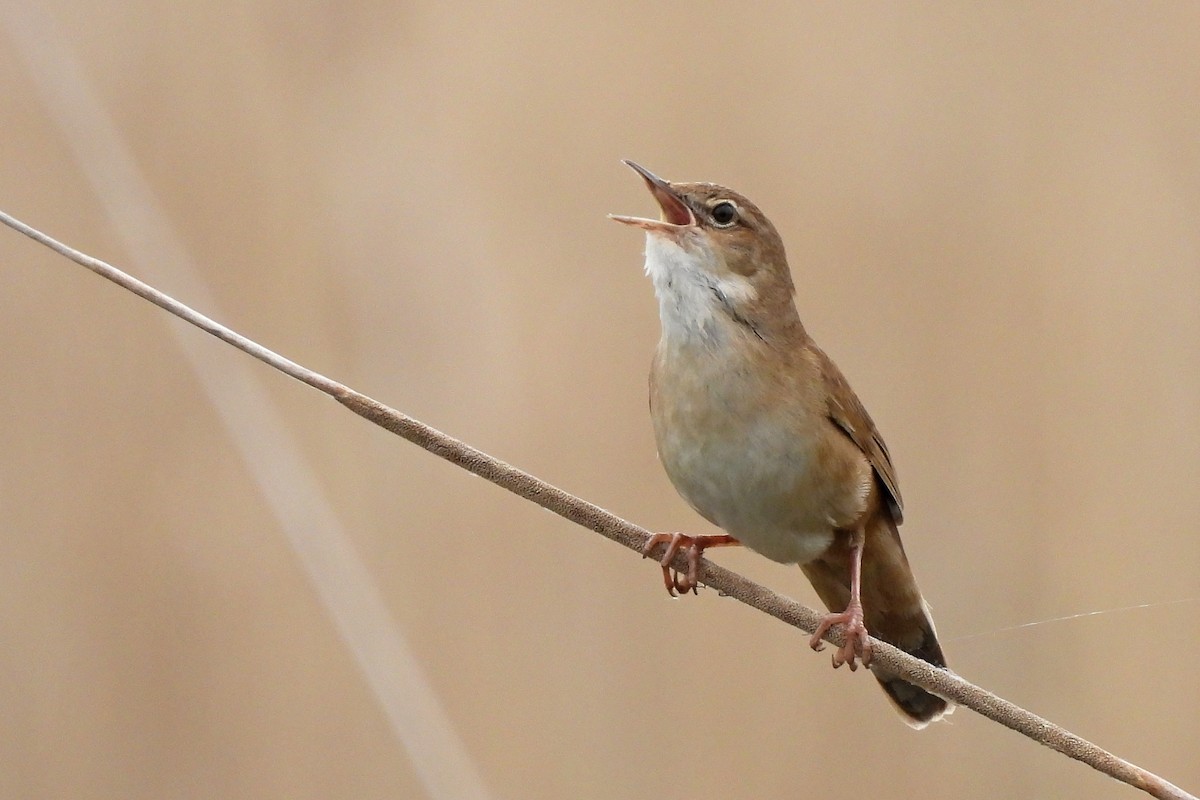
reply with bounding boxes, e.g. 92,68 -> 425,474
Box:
610,160 -> 950,726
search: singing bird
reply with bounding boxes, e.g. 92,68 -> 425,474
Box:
611,161 -> 950,726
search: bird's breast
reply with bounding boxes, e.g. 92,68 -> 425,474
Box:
651,340 -> 870,565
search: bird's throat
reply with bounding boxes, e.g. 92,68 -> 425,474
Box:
643,233 -> 760,348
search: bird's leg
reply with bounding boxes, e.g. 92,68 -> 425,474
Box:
809,529 -> 873,670
642,532 -> 740,596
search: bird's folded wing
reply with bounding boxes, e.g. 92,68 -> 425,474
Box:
814,344 -> 904,524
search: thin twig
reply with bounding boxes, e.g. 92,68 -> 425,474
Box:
1,208 -> 1193,800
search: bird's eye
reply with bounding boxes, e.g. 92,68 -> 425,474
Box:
710,201 -> 739,227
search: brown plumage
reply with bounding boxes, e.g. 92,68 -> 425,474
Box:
613,161 -> 950,726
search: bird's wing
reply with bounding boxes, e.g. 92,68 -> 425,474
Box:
813,345 -> 904,524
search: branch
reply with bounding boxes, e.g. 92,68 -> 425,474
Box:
2,207 -> 1193,800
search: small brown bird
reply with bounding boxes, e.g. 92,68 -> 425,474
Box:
611,161 -> 950,726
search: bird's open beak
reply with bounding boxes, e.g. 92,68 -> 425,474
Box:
609,160 -> 696,231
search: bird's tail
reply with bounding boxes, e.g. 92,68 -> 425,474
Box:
800,513 -> 951,727
868,604 -> 950,727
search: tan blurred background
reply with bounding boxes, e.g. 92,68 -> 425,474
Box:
2,2 -> 1198,798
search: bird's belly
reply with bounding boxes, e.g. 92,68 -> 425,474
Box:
656,417 -> 841,566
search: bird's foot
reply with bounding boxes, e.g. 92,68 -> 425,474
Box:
642,532 -> 739,596
809,600 -> 872,671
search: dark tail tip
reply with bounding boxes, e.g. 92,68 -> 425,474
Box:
874,673 -> 952,728
872,620 -> 953,727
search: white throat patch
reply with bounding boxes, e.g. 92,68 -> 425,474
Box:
643,233 -> 757,342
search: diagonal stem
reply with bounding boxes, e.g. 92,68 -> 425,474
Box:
1,207 -> 1194,800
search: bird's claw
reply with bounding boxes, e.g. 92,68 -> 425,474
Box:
642,532 -> 700,596
642,532 -> 739,597
809,602 -> 872,671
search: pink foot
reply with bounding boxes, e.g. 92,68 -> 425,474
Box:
809,600 -> 873,671
642,532 -> 739,596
